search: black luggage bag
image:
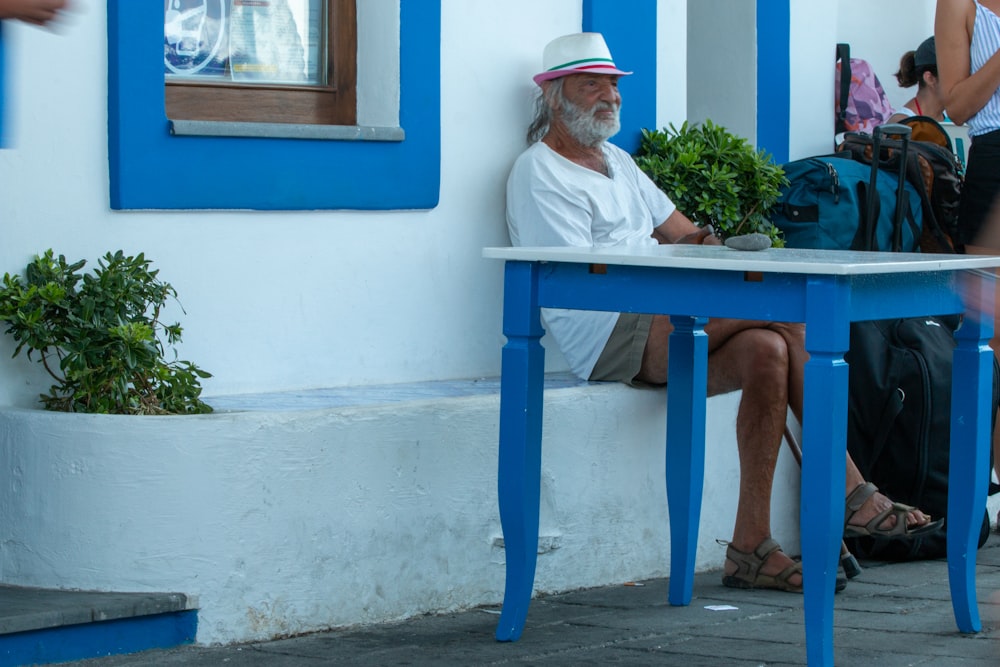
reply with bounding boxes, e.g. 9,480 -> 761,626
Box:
781,125 -> 996,559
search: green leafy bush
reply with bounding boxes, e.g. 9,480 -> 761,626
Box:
633,120 -> 788,247
0,250 -> 213,414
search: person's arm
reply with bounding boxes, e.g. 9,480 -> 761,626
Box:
652,209 -> 722,245
0,0 -> 68,26
935,0 -> 1000,124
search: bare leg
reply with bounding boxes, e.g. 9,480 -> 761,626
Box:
638,314 -> 935,572
707,329 -> 790,553
639,316 -> 799,583
761,321 -> 935,530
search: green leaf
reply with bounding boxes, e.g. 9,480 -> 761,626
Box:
0,250 -> 213,414
633,120 -> 789,241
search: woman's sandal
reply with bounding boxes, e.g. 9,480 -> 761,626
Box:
722,538 -> 804,593
844,482 -> 944,539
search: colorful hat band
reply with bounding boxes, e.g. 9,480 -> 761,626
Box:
544,57 -> 617,73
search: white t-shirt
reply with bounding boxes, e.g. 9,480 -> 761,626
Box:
505,141 -> 677,379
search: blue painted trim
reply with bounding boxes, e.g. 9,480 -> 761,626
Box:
107,1 -> 441,210
583,0 -> 656,154
756,0 -> 790,163
0,610 -> 196,666
0,22 -> 6,148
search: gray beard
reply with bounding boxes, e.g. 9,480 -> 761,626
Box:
560,98 -> 620,147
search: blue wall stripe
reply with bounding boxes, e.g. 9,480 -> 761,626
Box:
108,1 -> 441,210
0,23 -> 6,147
756,0 -> 790,163
583,0 -> 657,154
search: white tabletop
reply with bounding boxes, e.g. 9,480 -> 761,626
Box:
483,245 -> 1000,276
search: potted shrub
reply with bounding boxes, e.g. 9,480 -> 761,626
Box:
633,119 -> 788,247
0,249 -> 212,414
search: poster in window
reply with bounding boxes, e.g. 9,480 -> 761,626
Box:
165,0 -> 324,85
164,0 -> 228,78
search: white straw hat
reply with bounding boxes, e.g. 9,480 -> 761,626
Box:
533,32 -> 632,86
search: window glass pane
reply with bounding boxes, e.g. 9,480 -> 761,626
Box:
164,0 -> 326,86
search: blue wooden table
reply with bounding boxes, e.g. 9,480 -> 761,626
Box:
483,244 -> 1000,666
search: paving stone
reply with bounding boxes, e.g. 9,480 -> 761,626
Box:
57,541 -> 1000,667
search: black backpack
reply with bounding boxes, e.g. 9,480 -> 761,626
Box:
837,124 -> 964,254
843,317 -> 998,560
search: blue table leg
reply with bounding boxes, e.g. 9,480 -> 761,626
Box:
665,316 -> 708,606
495,261 -> 546,642
947,271 -> 995,633
801,277 -> 850,667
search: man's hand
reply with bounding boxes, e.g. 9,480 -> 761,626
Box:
652,211 -> 722,246
0,0 -> 69,27
675,225 -> 722,246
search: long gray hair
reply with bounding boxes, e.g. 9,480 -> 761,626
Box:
526,78 -> 565,144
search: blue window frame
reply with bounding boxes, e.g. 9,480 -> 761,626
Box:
107,0 -> 440,210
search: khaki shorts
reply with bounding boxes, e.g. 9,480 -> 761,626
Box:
589,313 -> 653,383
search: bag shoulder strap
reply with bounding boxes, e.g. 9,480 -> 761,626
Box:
836,43 -> 852,134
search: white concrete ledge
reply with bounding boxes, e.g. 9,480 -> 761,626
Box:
0,376 -> 798,646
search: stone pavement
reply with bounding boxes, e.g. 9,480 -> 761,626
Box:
61,540 -> 1000,667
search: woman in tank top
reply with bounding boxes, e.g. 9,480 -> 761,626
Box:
937,0 -> 1000,486
938,0 -> 1000,243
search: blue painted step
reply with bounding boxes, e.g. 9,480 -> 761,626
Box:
0,586 -> 196,666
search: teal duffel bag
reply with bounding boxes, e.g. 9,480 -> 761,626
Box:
771,152 -> 922,252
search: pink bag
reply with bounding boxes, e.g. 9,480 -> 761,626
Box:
836,44 -> 894,135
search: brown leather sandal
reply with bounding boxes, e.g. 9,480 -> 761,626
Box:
843,482 -> 944,538
722,537 -> 803,593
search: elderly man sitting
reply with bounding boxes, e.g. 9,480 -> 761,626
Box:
505,32 -> 942,592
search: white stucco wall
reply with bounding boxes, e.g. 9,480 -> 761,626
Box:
0,1 -> 589,406
0,0 -> 941,405
657,0 -> 687,129
0,385 -> 782,645
836,0 -> 936,113
788,0 -> 936,160
0,1 -> 756,646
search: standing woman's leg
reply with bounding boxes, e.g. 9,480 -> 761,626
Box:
958,129 -> 1000,488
